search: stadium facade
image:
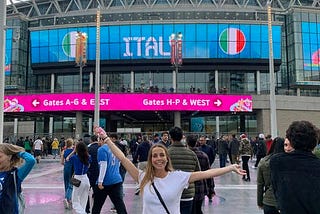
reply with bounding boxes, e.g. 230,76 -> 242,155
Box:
3,0 -> 320,140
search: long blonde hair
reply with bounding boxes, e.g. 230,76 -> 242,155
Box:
139,144 -> 174,194
0,144 -> 25,169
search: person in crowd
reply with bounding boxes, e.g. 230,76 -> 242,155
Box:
109,134 -> 128,213
217,135 -> 229,168
59,136 -> 65,155
42,137 -> 49,158
153,133 -> 160,144
134,135 -> 151,195
198,135 -> 216,202
250,136 -> 258,161
130,136 -> 141,161
51,138 -> 60,159
68,142 -> 91,214
33,136 -> 43,163
0,143 -> 36,213
60,138 -> 74,209
254,134 -> 267,168
23,136 -> 32,154
284,139 -> 294,153
16,137 -> 24,148
187,135 -> 211,214
257,137 -> 284,214
93,126 -> 246,214
265,134 -> 273,154
239,134 -> 252,182
91,133 -> 128,214
83,134 -> 91,146
229,134 -> 240,164
270,120 -> 320,214
85,135 -> 100,213
159,131 -> 170,147
206,136 -> 217,163
168,127 -> 200,214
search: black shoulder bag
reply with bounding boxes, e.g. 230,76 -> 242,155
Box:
151,182 -> 170,214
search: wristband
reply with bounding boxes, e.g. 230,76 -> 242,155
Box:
102,136 -> 109,141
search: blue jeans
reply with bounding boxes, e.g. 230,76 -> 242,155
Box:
180,200 -> 193,214
219,154 -> 227,168
63,161 -> 73,201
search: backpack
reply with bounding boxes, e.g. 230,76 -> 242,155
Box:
257,140 -> 266,156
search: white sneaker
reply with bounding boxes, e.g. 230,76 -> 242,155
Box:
63,199 -> 69,209
110,208 -> 117,213
251,166 -> 257,169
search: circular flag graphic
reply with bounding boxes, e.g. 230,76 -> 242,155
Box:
62,31 -> 78,58
219,28 -> 246,55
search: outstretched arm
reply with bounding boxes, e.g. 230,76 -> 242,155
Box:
94,126 -> 139,182
189,164 -> 246,183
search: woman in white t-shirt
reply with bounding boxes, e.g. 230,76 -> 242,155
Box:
94,126 -> 246,214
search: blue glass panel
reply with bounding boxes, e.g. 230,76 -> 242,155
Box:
49,30 -> 59,46
39,31 -> 49,46
196,24 -> 207,41
5,29 -> 13,75
251,25 -> 261,42
31,47 -> 39,64
301,22 -> 309,32
30,31 -> 40,47
49,46 -> 59,62
309,23 -> 317,34
272,26 -> 281,43
39,47 -> 49,63
88,43 -> 96,60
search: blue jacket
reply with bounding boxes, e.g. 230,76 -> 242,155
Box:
0,152 -> 36,214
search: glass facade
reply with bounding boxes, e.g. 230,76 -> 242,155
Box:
5,4 -> 320,138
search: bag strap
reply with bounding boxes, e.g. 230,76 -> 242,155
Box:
151,182 -> 170,214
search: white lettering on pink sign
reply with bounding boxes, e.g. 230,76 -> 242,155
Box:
4,93 -> 252,112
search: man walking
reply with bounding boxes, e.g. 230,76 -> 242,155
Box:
92,137 -> 127,214
168,127 -> 200,214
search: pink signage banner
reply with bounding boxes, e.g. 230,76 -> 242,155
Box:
4,93 -> 252,112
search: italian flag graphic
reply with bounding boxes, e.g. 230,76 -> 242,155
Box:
219,28 -> 246,55
62,31 -> 78,57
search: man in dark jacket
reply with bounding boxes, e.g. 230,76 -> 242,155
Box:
254,134 -> 267,168
198,135 -> 216,202
168,127 -> 200,214
134,135 -> 151,195
270,120 -> 320,214
187,135 -> 210,213
86,135 -> 100,213
217,135 -> 229,168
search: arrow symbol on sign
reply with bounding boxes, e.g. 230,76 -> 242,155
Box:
32,99 -> 40,107
213,99 -> 222,107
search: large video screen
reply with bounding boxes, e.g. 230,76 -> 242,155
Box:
302,22 -> 320,71
4,93 -> 252,112
30,23 -> 281,63
5,29 -> 12,76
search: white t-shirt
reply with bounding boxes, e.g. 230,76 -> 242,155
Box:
139,170 -> 191,214
33,139 -> 43,150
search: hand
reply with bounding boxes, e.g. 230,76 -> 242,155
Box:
94,126 -> 107,138
231,164 -> 247,175
98,182 -> 104,190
